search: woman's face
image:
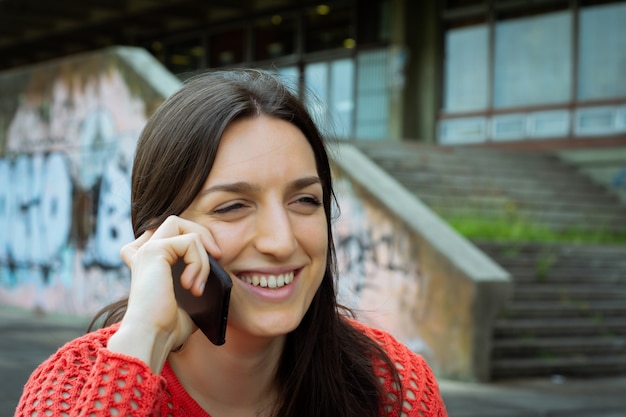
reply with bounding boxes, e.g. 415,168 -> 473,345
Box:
181,115 -> 328,339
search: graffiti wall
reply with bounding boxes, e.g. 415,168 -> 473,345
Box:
0,49 -> 164,315
332,173 -> 430,355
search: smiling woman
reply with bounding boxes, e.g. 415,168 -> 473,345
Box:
14,69 -> 448,417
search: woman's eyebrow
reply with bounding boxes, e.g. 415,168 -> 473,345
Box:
199,176 -> 321,197
288,176 -> 322,191
199,181 -> 259,197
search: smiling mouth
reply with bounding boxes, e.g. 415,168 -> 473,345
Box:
237,271 -> 295,289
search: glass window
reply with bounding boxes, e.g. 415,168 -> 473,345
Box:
529,110 -> 570,138
330,59 -> 355,137
491,113 -> 527,141
439,117 -> 488,145
356,49 -> 389,139
575,106 -> 620,135
210,27 -> 246,67
254,14 -> 296,61
276,66 -> 300,92
578,2 -> 626,101
304,59 -> 355,138
305,4 -> 354,52
443,24 -> 489,112
304,62 -> 330,130
493,11 -> 572,108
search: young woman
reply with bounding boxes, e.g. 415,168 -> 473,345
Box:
15,69 -> 448,417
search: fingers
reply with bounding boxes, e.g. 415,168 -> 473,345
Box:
152,215 -> 222,260
121,215 -> 221,296
151,217 -> 216,296
171,233 -> 209,296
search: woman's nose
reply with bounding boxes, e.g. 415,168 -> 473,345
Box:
253,204 -> 297,259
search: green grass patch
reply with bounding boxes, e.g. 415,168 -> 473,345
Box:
445,215 -> 626,244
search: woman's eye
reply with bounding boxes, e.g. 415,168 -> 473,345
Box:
213,202 -> 246,214
296,196 -> 322,207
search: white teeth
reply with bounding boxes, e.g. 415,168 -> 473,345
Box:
239,271 -> 295,289
268,276 -> 277,288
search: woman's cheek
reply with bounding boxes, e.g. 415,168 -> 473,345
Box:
209,222 -> 251,261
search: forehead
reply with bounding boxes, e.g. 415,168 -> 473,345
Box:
208,115 -> 319,181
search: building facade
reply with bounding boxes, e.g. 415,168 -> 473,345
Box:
135,0 -> 626,147
1,0 -> 624,148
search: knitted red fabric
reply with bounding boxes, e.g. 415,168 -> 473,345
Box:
352,321 -> 448,417
15,321 -> 447,417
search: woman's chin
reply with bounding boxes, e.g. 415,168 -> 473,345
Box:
229,314 -> 301,340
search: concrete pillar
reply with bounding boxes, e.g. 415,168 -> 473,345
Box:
402,0 -> 441,142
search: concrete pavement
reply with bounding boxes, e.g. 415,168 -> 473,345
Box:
2,304 -> 625,416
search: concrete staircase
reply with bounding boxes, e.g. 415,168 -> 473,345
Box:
477,241 -> 626,379
353,141 -> 626,379
353,141 -> 626,233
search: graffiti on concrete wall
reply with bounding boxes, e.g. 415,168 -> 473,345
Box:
0,66 -> 148,315
0,153 -> 73,281
332,174 -> 430,353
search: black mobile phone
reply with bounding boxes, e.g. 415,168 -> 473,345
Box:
171,255 -> 233,345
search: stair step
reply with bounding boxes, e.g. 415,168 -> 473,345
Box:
503,301 -> 626,318
492,336 -> 626,357
494,318 -> 626,338
502,266 -> 626,283
394,174 -> 614,196
491,355 -> 626,378
381,165 -> 600,185
357,144 -> 573,173
511,284 -> 626,301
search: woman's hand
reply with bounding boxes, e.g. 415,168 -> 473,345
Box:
107,215 -> 221,373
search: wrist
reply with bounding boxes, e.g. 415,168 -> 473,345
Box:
107,321 -> 176,374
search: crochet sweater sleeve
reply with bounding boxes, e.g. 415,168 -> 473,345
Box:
14,324 -> 167,417
352,321 -> 448,417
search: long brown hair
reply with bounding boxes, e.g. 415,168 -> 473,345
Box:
91,69 -> 402,417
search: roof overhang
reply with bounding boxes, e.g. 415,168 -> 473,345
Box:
0,0 -> 296,71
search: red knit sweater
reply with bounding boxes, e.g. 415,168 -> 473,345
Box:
15,321 -> 448,416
